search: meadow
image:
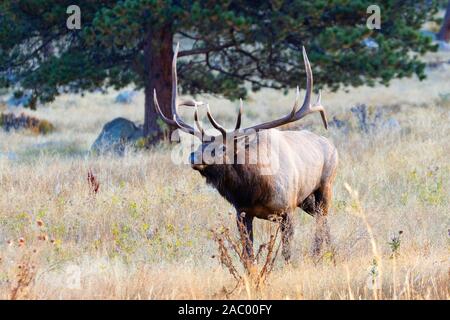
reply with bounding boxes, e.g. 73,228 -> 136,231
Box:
0,51 -> 449,299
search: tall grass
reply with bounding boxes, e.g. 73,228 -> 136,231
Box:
0,52 -> 449,299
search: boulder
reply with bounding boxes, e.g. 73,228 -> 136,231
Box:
91,118 -> 143,155
115,90 -> 137,104
7,93 -> 31,107
381,118 -> 401,132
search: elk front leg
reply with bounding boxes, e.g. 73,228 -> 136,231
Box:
281,212 -> 294,262
236,212 -> 254,261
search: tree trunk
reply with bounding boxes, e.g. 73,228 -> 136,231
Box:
143,27 -> 174,142
437,1 -> 450,42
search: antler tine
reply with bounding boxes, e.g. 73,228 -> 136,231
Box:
171,42 -> 180,120
290,51 -> 327,129
311,90 -> 328,129
288,86 -> 301,118
234,99 -> 244,131
172,114 -> 198,136
154,42 -> 202,136
206,103 -> 227,138
193,106 -> 205,136
170,43 -> 196,129
290,46 -> 313,120
154,89 -> 177,126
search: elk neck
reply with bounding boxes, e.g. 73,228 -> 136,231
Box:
199,163 -> 273,210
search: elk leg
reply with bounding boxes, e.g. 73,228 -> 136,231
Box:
300,193 -> 316,216
312,185 -> 332,257
236,212 -> 254,260
312,210 -> 331,257
281,212 -> 294,262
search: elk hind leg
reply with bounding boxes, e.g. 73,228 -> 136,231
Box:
300,193 -> 316,216
312,186 -> 332,257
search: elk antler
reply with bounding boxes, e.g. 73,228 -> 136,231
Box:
204,46 -> 328,138
155,44 -> 328,142
153,43 -> 212,139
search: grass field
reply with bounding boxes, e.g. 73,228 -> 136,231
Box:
0,51 -> 449,299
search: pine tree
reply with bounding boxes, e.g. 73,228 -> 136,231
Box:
438,1 -> 450,41
0,1 -> 441,142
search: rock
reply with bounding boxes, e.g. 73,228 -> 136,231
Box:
91,117 -> 143,155
115,90 -> 137,104
7,93 -> 31,107
382,118 -> 401,132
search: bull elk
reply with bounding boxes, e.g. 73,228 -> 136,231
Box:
154,43 -> 338,262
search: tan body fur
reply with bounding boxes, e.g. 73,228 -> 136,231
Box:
239,129 -> 337,219
197,128 -> 338,260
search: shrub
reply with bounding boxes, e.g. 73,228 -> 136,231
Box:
0,112 -> 54,134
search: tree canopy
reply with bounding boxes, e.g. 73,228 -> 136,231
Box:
0,0 -> 441,140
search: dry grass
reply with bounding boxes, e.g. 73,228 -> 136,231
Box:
0,52 -> 449,299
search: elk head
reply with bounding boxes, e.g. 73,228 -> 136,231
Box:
153,43 -> 328,173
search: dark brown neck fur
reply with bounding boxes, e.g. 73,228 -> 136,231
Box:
199,164 -> 273,209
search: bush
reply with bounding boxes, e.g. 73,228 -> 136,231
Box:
0,112 -> 55,134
